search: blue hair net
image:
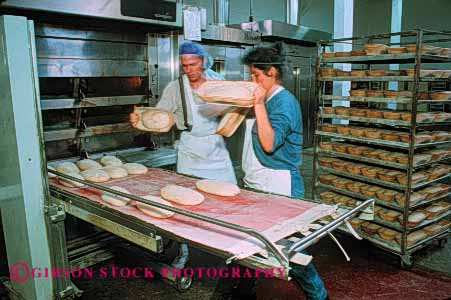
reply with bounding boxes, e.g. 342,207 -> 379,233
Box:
179,41 -> 207,57
179,41 -> 225,80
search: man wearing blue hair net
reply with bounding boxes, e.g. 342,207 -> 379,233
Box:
131,41 -> 236,183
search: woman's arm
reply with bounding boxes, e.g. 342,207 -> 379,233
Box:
254,86 -> 275,153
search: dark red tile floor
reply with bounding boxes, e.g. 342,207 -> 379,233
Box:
258,234 -> 451,300
71,232 -> 450,300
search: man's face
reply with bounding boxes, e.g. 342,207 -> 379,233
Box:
181,55 -> 204,82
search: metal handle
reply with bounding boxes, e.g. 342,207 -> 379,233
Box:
287,199 -> 375,255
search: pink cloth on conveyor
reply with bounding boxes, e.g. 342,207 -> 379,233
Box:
50,168 -> 333,259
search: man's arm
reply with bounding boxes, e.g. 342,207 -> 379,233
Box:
156,81 -> 178,113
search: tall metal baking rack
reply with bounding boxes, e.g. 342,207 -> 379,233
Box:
312,29 -> 451,267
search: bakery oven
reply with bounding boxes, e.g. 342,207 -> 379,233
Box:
0,12 -> 183,298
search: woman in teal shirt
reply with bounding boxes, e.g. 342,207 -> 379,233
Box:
241,46 -> 303,197
238,45 -> 328,300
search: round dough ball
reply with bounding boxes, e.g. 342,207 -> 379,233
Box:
100,156 -> 123,167
161,184 -> 204,205
48,165 -> 57,178
136,195 -> 175,218
101,186 -> 131,207
123,163 -> 148,175
102,166 -> 128,179
76,159 -> 102,171
196,179 -> 240,197
58,172 -> 85,188
56,162 -> 80,174
80,169 -> 110,183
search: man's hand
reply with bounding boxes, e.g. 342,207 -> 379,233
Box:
129,112 -> 139,128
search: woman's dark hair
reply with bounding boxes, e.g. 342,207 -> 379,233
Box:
242,43 -> 284,81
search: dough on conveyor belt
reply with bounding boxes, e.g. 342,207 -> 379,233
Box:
101,186 -> 131,207
76,159 -> 102,171
81,169 -> 110,183
56,162 -> 80,174
58,172 -> 85,188
102,166 -> 128,179
196,179 -> 240,196
136,195 -> 175,218
161,184 -> 204,205
123,163 -> 148,175
100,155 -> 123,167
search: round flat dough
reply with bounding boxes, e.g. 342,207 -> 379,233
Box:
136,195 -> 175,218
101,186 -> 131,207
196,179 -> 240,197
100,156 -> 123,167
81,169 -> 110,183
161,184 -> 204,205
76,159 -> 102,171
102,166 -> 128,179
123,163 -> 148,175
56,162 -> 80,174
142,110 -> 172,130
58,172 -> 85,188
48,165 -> 57,178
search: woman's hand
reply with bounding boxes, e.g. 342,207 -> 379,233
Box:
253,85 -> 267,107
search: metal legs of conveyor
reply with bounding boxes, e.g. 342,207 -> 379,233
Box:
142,242 -> 193,292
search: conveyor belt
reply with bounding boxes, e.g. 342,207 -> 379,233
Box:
49,168 -> 335,261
